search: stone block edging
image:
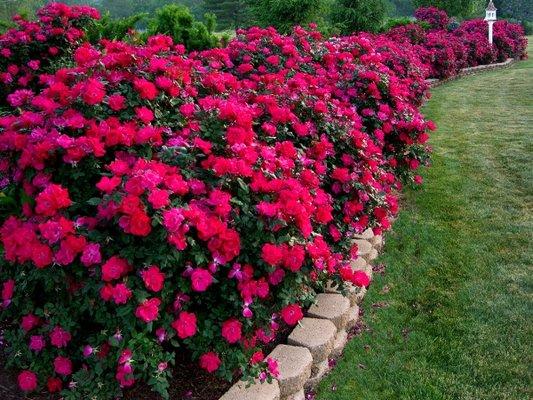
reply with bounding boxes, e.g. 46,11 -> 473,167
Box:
218,228 -> 379,400
425,58 -> 516,88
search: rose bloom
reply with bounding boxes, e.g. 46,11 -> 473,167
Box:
352,270 -> 371,287
47,377 -> 62,393
29,335 -> 46,352
221,319 -> 242,344
281,304 -> 303,326
250,350 -> 264,365
112,283 -> 133,304
50,326 -> 71,348
54,355 -> 73,376
135,298 -> 161,323
101,256 -> 130,281
18,370 -> 37,392
21,314 -> 40,332
199,352 -> 221,373
190,268 -> 213,292
171,311 -> 197,339
141,265 -> 165,292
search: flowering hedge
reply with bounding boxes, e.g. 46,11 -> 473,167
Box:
0,4 -> 527,399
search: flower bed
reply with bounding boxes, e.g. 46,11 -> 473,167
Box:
0,4 -> 527,399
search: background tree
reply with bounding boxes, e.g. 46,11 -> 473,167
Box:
250,0 -> 327,34
202,0 -> 251,30
146,4 -> 218,50
494,0 -> 532,21
331,0 -> 387,34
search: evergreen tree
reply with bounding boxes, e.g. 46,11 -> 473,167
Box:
251,0 -> 327,34
332,0 -> 387,34
202,0 -> 251,29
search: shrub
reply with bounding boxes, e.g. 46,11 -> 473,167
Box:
0,3 -> 100,110
331,0 -> 387,34
0,23 -> 416,400
146,4 -> 218,51
85,11 -> 146,43
414,6 -> 450,30
382,16 -> 415,32
250,0 -> 327,34
413,0 -> 477,18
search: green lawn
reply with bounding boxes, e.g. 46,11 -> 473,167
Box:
316,39 -> 533,400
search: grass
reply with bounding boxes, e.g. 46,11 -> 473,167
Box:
316,38 -> 533,400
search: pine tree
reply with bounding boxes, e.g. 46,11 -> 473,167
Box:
202,0 -> 251,30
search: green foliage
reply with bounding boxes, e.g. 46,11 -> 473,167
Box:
250,0 -> 327,34
146,4 -> 218,50
0,0 -> 44,22
331,0 -> 387,34
382,16 -> 415,31
86,12 -> 146,43
202,0 -> 251,30
386,0 -> 415,16
522,21 -> 533,35
494,0 -> 533,22
412,0 -> 478,18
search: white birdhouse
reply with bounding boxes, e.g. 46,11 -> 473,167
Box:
484,1 -> 497,44
485,1 -> 497,21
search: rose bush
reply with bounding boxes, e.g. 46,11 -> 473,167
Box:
0,4 -> 527,399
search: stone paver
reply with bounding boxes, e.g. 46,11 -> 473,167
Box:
346,305 -> 359,329
364,247 -> 379,262
307,293 -> 350,330
352,228 -> 374,240
353,239 -> 372,257
371,234 -> 383,249
331,330 -> 348,358
354,286 -> 367,305
305,360 -> 329,389
284,388 -> 305,400
350,257 -> 368,272
268,345 -> 312,398
220,379 -> 280,400
288,318 -> 337,363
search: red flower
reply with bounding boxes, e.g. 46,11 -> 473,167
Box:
35,184 -> 72,216
172,311 -> 197,339
190,268 -> 213,292
18,370 -> 37,392
101,256 -> 130,281
148,189 -> 170,209
112,283 -> 132,304
108,94 -> 126,111
250,350 -> 264,365
352,271 -> 371,287
281,304 -> 303,326
47,377 -> 62,393
21,314 -> 40,332
261,243 -> 283,266
199,352 -> 221,373
50,326 -> 71,348
134,78 -> 158,100
135,106 -> 154,124
53,355 -> 72,376
135,298 -> 161,323
221,319 -> 242,344
83,78 -> 106,105
29,335 -> 45,352
141,265 -> 165,292
96,176 -> 121,193
283,245 -> 305,272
